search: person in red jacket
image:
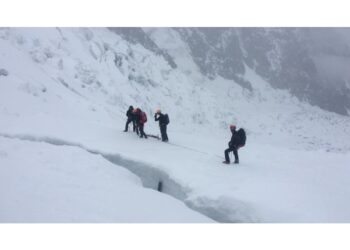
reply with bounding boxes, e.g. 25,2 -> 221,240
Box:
134,108 -> 148,139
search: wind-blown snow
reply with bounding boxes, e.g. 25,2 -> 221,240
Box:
1,27 -> 350,222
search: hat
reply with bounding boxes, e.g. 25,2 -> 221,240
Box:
230,125 -> 236,130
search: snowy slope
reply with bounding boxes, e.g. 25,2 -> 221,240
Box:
0,137 -> 212,222
1,28 -> 350,222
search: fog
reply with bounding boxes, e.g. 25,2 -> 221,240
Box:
110,27 -> 350,115
302,28 -> 350,88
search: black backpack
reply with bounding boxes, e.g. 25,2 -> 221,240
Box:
164,114 -> 170,125
237,128 -> 246,146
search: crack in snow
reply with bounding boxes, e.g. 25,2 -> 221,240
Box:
0,133 -> 258,223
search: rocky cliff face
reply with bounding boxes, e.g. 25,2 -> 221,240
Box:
114,27 -> 350,116
176,28 -> 350,115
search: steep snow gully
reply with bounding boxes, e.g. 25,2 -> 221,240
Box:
0,133 -> 251,223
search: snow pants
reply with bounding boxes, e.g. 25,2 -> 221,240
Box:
138,124 -> 147,138
224,146 -> 239,163
160,124 -> 168,141
125,118 -> 136,132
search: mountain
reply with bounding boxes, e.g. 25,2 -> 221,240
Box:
107,28 -> 350,116
142,28 -> 350,116
1,28 -> 350,222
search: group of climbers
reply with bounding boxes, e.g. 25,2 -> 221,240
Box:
124,106 -> 169,142
123,106 -> 246,165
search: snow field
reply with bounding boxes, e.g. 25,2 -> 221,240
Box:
0,136 -> 213,222
1,27 -> 350,222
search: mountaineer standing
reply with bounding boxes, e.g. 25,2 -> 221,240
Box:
123,105 -> 137,133
134,108 -> 148,139
154,109 -> 169,142
223,125 -> 246,164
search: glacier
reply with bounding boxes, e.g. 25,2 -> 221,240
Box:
1,27 -> 350,222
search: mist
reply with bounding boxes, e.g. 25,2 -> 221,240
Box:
302,28 -> 350,89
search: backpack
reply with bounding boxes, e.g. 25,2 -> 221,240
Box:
164,114 -> 170,125
236,128 -> 246,147
140,111 -> 147,123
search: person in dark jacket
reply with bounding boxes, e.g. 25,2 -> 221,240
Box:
134,108 -> 147,139
154,109 -> 169,142
124,105 -> 137,133
223,125 -> 241,164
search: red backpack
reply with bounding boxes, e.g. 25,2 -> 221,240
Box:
140,111 -> 147,124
